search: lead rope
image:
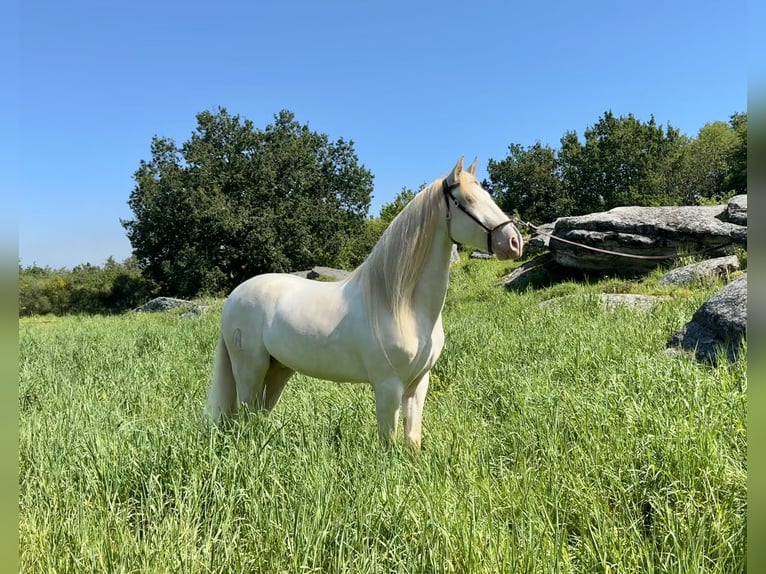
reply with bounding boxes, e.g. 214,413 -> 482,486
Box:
516,219 -> 734,261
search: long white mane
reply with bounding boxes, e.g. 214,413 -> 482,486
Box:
347,179 -> 444,342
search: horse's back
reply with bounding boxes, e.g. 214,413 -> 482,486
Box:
226,273 -> 307,307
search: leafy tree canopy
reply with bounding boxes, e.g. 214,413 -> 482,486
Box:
486,142 -> 568,224
122,109 -> 374,297
379,186 -> 418,224
487,111 -> 746,224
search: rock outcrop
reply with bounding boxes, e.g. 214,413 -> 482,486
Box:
658,255 -> 740,286
518,196 -> 746,278
666,275 -> 747,363
549,204 -> 746,274
291,267 -> 351,281
133,297 -> 209,317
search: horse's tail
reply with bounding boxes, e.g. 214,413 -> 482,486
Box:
203,334 -> 237,423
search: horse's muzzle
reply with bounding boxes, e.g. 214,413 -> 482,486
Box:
492,225 -> 524,260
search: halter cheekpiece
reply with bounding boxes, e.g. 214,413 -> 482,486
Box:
441,178 -> 514,255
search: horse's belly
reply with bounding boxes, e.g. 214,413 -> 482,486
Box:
265,333 -> 369,383
262,303 -> 370,383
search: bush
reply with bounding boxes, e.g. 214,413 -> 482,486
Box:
19,258 -> 155,316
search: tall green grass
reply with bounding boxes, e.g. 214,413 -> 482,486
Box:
19,259 -> 746,572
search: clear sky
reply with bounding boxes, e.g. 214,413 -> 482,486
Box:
8,0 -> 748,269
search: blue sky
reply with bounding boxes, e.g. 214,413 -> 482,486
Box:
8,0 -> 748,269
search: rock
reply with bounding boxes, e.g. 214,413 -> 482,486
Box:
666,275 -> 747,363
502,254 -> 557,290
599,293 -> 666,311
450,244 -> 460,264
469,251 -> 493,260
307,267 -> 350,281
538,293 -> 666,311
550,204 -> 746,274
291,267 -> 351,281
134,296 -> 210,318
724,195 -> 747,225
523,222 -> 555,257
134,297 -> 195,313
181,306 -> 210,318
658,255 -> 740,286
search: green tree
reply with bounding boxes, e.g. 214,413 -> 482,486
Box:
123,109 -> 373,297
725,112 -> 747,195
486,143 -> 569,224
338,217 -> 388,268
379,186 -> 418,223
678,119 -> 743,204
559,112 -> 684,214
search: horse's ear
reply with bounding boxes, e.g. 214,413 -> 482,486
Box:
467,156 -> 478,175
446,156 -> 464,186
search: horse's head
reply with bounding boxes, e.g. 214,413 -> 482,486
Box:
442,156 -> 524,260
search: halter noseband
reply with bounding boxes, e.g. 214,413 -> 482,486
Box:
442,178 -> 515,255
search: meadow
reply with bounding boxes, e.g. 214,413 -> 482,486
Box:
19,257 -> 746,573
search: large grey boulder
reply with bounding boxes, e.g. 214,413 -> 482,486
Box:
307,267 -> 350,281
523,222 -> 555,258
549,204 -> 746,274
502,254 -> 558,290
133,297 -> 210,318
724,195 -> 747,225
658,255 -> 740,286
666,275 -> 747,363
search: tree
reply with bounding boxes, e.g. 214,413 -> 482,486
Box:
379,186 -> 418,223
123,109 -> 374,297
486,143 -> 569,224
559,112 -> 684,214
487,110 -> 745,222
677,120 -> 739,203
725,112 -> 747,196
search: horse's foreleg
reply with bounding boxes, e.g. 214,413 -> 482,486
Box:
373,378 -> 404,445
402,372 -> 430,450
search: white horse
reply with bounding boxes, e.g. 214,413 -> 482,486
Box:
204,156 -> 523,448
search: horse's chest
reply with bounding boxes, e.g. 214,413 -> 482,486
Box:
392,320 -> 445,383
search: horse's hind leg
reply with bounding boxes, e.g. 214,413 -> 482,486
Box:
263,359 -> 294,411
227,333 -> 271,411
204,335 -> 237,423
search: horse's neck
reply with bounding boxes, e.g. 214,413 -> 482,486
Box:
411,225 -> 453,330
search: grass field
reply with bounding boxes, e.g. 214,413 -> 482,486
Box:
19,257 -> 746,573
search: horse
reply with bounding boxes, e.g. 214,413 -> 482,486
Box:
203,156 -> 524,448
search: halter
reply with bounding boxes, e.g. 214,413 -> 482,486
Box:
442,178 -> 515,255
